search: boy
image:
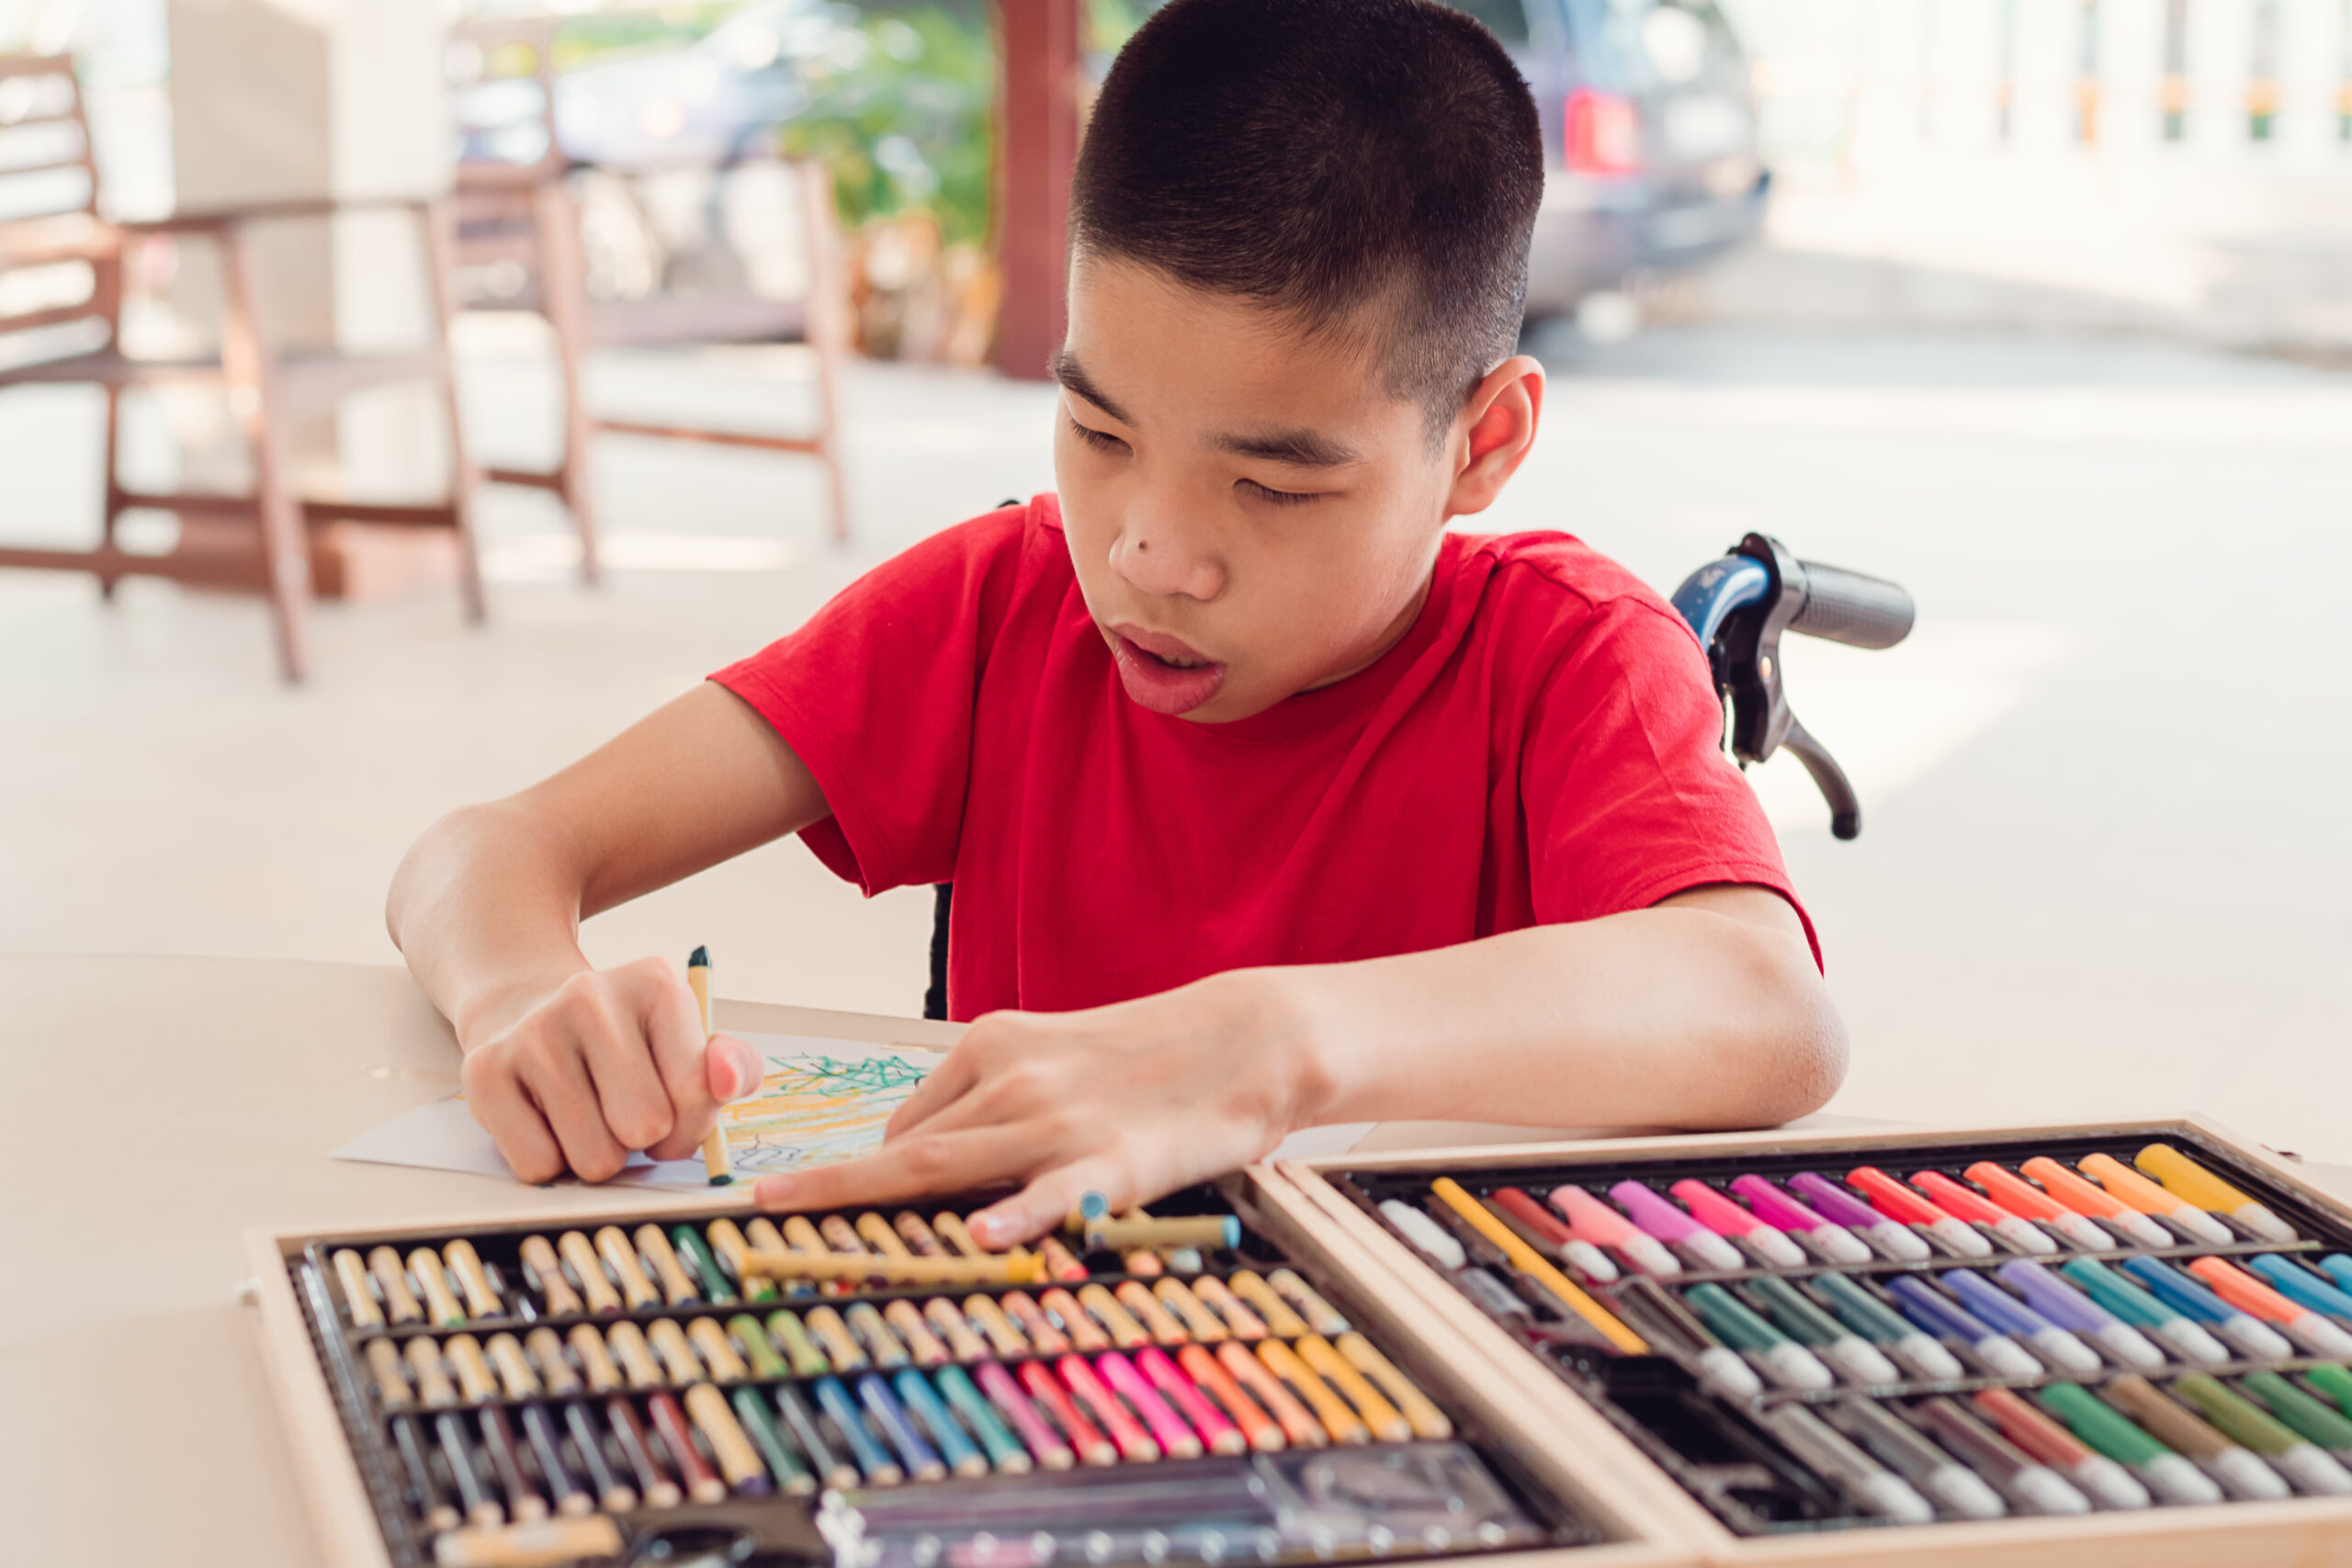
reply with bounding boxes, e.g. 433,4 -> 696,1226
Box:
388,0 -> 1845,1247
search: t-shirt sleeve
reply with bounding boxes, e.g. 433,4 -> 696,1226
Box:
1522,595 -> 1821,966
709,502 -> 1032,896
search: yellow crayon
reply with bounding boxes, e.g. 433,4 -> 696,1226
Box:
688,946 -> 734,1186
1296,1335 -> 1409,1442
857,1213 -> 913,1258
1077,1283 -> 1151,1349
1227,1272 -> 1309,1338
923,1297 -> 990,1361
517,1235 -> 585,1316
368,1247 -> 424,1325
1152,1278 -> 1228,1343
895,1213 -> 947,1255
1428,1179 -> 1647,1355
442,1335 -> 499,1404
430,1517 -> 625,1568
405,1337 -> 458,1407
2136,1142 -> 2300,1243
484,1334 -> 540,1399
525,1328 -> 580,1396
684,1382 -> 766,1492
1335,1334 -> 1451,1440
845,1303 -> 909,1367
801,1306 -> 868,1371
1189,1276 -> 1267,1340
1257,1338 -> 1368,1445
555,1233 -> 621,1315
633,1225 -> 700,1307
567,1324 -> 623,1393
688,1316 -> 750,1382
444,1239 -> 504,1319
409,1247 -> 469,1327
605,1322 -> 666,1390
364,1337 -> 413,1409
962,1294 -> 1031,1358
1115,1280 -> 1192,1347
646,1319 -> 705,1385
334,1249 -> 383,1330
707,1219 -> 776,1303
885,1300 -> 953,1366
594,1227 -> 661,1311
734,1248 -> 1047,1287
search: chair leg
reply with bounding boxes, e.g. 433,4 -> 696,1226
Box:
96,383 -> 125,601
219,228 -> 311,682
418,199 -> 487,624
800,160 -> 853,546
537,182 -> 602,584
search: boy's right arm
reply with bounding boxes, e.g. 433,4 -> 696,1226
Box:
386,682 -> 831,1182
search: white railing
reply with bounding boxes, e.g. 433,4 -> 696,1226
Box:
1724,0 -> 2352,167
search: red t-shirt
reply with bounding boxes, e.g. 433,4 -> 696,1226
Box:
713,494 -> 1812,1021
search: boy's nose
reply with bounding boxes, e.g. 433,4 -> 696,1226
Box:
1111,520 -> 1226,603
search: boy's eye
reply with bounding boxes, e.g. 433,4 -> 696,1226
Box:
1068,417 -> 1127,453
1239,478 -> 1317,507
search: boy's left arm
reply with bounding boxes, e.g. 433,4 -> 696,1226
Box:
756,881 -> 1843,1246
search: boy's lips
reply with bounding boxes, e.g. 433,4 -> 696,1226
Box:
1109,626 -> 1227,715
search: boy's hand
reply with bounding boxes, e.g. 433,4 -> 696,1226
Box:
457,956 -> 765,1185
750,972 -> 1324,1247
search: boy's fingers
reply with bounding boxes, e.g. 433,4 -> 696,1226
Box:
471,1077 -> 567,1186
969,1158 -> 1132,1249
752,1123 -> 1047,1213
577,1014 -> 675,1152
883,1048 -> 978,1139
639,976 -> 722,1160
521,1046 -> 631,1183
707,1034 -> 764,1102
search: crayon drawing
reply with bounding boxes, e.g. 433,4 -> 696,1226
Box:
718,1048 -> 933,1174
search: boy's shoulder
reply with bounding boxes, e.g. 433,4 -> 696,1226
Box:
1452,528 -> 1697,644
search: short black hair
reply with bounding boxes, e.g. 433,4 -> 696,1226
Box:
1070,0 -> 1544,437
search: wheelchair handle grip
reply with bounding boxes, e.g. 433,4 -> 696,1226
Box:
1790,559 -> 1914,650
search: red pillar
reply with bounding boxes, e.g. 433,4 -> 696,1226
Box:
991,0 -> 1081,380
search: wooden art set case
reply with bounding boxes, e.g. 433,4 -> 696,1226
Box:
246,1118 -> 2352,1568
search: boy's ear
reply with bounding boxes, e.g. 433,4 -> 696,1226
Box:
1444,355 -> 1545,520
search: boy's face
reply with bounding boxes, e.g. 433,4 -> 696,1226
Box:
1054,256 -> 1517,724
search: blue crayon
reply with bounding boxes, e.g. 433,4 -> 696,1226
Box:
2320,1256 -> 2352,1298
2119,1257 -> 2294,1360
1883,1275 -> 2041,1379
1942,1269 -> 2103,1375
860,1371 -> 946,1482
895,1369 -> 988,1478
814,1375 -> 901,1484
2256,1255 -> 2352,1320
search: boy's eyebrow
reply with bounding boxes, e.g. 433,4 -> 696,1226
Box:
1049,352 -> 1136,425
1209,426 -> 1363,468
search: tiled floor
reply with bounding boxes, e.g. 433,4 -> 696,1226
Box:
6,326 -> 2350,1159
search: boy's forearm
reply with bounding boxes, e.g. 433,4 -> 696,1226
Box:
386,801 -> 599,1045
1271,893 -> 1845,1134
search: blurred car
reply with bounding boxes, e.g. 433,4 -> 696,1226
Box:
454,0 -> 866,171
1441,0 -> 1767,318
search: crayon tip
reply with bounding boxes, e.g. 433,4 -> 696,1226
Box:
688,944 -> 709,967
709,1174 -> 735,1187
1078,1190 -> 1111,1221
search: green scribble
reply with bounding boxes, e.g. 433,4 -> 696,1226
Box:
762,1053 -> 929,1099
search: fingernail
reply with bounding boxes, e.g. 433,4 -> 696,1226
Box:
756,1174 -> 796,1208
968,1210 -> 1007,1247
729,1041 -> 764,1101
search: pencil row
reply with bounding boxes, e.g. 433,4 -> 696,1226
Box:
1770,1369 -> 2352,1526
332,1209 -> 1261,1335
1379,1144 -> 2299,1294
384,1335 -> 1454,1532
1593,1253 -> 2352,1400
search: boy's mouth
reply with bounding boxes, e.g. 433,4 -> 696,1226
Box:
1108,626 -> 1227,716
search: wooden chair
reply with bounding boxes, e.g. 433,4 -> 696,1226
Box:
446,18 -> 853,551
0,51 -> 483,682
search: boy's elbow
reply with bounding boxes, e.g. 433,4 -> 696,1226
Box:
1697,931 -> 1849,1129
384,800 -> 507,951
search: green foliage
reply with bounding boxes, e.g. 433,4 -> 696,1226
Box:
779,7 -> 996,247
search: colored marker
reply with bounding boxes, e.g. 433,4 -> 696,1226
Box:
1741,1275 -> 1902,1384
1136,1346 -> 1248,1454
1807,1272 -> 1968,1381
1728,1174 -> 1872,1264
1883,1275 -> 2042,1379
1179,1342 -> 1285,1451
860,1382 -> 950,1495
1996,1259 -> 2167,1371
1941,1269 -> 2104,1375
975,1359 -> 1076,1470
2120,1257 -> 2296,1360
1964,1163 -> 2117,1252
2058,1258 -> 2231,1366
1683,1282 -> 1834,1390
1380,1200 -> 1467,1269
2243,1371 -> 2352,1455
775,1384 -> 858,1489
1099,1350 -> 1206,1458
1428,1179 -> 1647,1353
1753,1403 -> 1933,1523
1843,1167 -> 1992,1259
2103,1376 -> 2290,1500
2319,1256 -> 2352,1301
687,946 -> 733,1185
1786,1171 -> 1932,1262
1607,1181 -> 1747,1271
2187,1256 -> 2352,1359
1609,1277 -> 1764,1399
2079,1153 -> 2235,1246
2020,1157 -> 2176,1248
892,1369 -> 988,1478
1822,1397 -> 2007,1518
2136,1143 -> 2299,1244
1667,1179 -> 1808,1269
2172,1373 -> 2352,1495
1488,1188 -> 1620,1282
2248,1255 -> 2352,1323
1914,1395 -> 2090,1515
2033,1382 -> 2222,1506
816,1375 -> 903,1484
1547,1185 -> 1681,1276
1971,1386 -> 2150,1510
731,1385 -> 816,1495
933,1364 -> 1033,1473
1912,1170 -> 2060,1256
